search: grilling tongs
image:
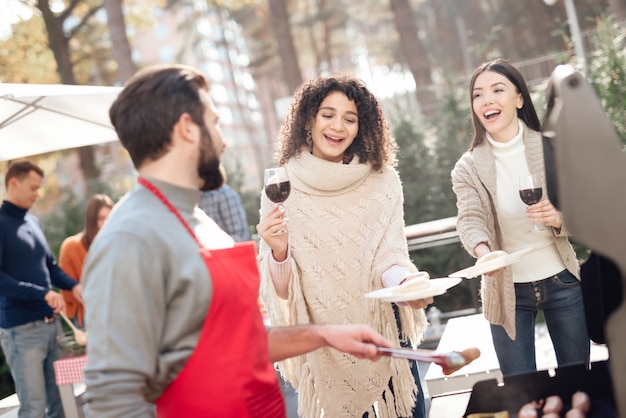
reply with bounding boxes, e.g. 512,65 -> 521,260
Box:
377,346 -> 481,375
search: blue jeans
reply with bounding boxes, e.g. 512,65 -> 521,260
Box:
0,318 -> 66,418
490,269 -> 590,377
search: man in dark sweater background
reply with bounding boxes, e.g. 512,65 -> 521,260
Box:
0,160 -> 82,418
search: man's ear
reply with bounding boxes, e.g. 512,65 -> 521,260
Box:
6,177 -> 17,190
173,113 -> 196,143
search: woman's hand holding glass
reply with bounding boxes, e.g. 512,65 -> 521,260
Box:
257,204 -> 289,261
526,200 -> 563,230
264,167 -> 290,236
519,173 -> 545,232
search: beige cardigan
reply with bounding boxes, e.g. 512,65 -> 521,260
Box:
451,125 -> 579,339
259,152 -> 427,418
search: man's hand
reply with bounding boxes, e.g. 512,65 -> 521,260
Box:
72,283 -> 83,305
44,290 -> 66,313
317,324 -> 393,360
268,323 -> 393,362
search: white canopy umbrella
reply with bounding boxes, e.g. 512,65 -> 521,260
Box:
0,83 -> 123,161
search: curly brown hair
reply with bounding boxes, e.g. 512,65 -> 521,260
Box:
276,76 -> 397,171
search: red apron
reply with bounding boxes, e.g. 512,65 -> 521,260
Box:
137,178 -> 285,418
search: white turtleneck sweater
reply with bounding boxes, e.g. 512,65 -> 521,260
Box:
486,121 -> 565,283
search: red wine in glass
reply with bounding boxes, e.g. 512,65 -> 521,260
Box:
264,167 -> 290,235
519,188 -> 542,205
265,181 -> 291,204
518,174 -> 545,232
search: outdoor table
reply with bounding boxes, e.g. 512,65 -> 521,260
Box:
53,355 -> 87,418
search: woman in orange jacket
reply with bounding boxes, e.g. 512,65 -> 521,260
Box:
59,193 -> 114,328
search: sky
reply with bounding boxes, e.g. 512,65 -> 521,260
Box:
0,1 -> 33,40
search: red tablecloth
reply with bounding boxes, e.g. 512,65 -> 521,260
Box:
53,355 -> 87,386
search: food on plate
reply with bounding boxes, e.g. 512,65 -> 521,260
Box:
391,272 -> 430,295
476,250 -> 507,264
474,250 -> 508,275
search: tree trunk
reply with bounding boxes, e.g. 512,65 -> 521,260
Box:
36,0 -> 102,197
303,0 -> 322,75
104,0 -> 137,83
320,0 -> 332,71
78,146 -> 101,185
430,0 -> 464,74
37,0 -> 76,85
389,0 -> 437,116
268,0 -> 304,92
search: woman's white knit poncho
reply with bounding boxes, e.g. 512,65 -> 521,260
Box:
259,152 -> 428,418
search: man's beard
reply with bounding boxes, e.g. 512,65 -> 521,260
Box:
197,125 -> 224,191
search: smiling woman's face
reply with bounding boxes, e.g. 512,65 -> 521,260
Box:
471,70 -> 523,143
310,91 -> 359,163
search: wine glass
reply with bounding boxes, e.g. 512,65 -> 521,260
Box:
264,167 -> 291,235
518,173 -> 545,232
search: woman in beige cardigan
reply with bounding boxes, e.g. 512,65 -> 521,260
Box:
451,59 -> 589,377
257,76 -> 431,418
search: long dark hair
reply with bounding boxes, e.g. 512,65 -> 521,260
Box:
81,194 -> 114,250
468,58 -> 541,150
277,75 -> 397,171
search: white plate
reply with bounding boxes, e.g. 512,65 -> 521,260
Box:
449,247 -> 535,278
364,277 -> 462,302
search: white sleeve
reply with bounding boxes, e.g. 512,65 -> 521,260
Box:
268,247 -> 292,294
382,265 -> 411,288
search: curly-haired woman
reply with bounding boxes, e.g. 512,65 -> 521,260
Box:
257,76 -> 432,418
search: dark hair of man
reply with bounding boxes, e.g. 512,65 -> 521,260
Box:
81,194 -> 114,250
277,75 -> 397,171
5,160 -> 44,188
468,58 -> 541,151
109,64 -> 210,168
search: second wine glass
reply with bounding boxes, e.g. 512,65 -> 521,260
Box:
518,173 -> 544,232
264,167 -> 291,235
